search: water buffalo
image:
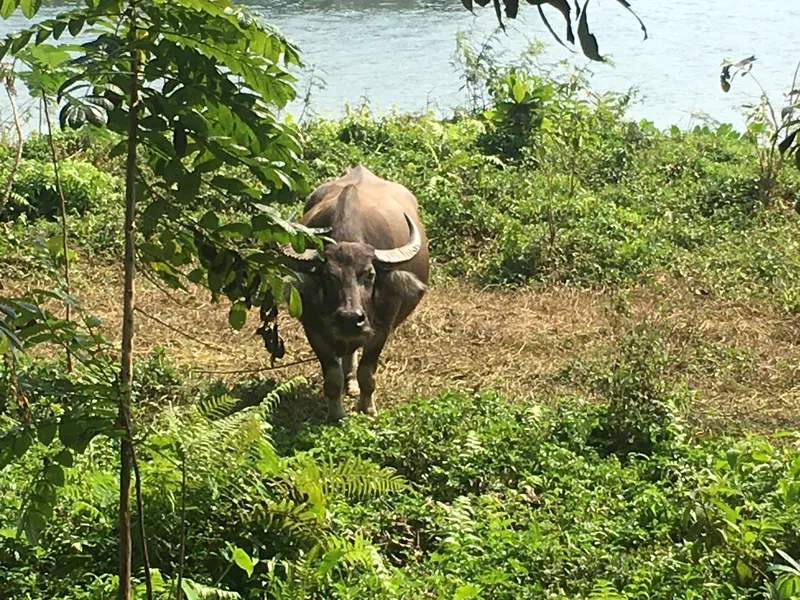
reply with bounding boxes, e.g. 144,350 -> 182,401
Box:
280,165 -> 430,422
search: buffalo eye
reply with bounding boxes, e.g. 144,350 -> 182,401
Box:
320,271 -> 340,296
359,269 -> 376,285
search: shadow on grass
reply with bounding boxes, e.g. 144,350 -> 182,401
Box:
202,375 -> 346,455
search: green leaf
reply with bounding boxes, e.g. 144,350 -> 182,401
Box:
231,547 -> 255,577
175,171 -> 201,203
250,214 -> 271,233
0,332 -> 9,355
736,559 -> 753,582
776,549 -> 800,574
208,269 -> 223,295
140,198 -> 167,234
68,16 -> 85,37
778,129 -> 797,156
454,584 -> 481,599
44,464 -> 65,486
37,422 -> 57,446
288,284 -> 302,318
199,211 -> 220,230
174,121 -> 188,157
20,0 -> 42,15
51,20 -> 67,39
317,548 -> 343,577
58,418 -> 87,451
211,175 -> 249,194
181,580 -> 200,600
216,222 -> 252,238
576,0 -> 604,62
511,79 -> 525,103
0,0 -> 17,20
187,268 -> 205,284
10,30 -> 33,54
11,429 -> 33,461
23,510 -> 46,545
228,301 -> 247,331
53,448 -> 73,467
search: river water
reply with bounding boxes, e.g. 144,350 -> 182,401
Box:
0,0 -> 798,135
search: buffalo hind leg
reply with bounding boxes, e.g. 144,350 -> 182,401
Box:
357,332 -> 390,417
342,350 -> 360,397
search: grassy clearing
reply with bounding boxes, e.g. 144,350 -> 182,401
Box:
5,259 -> 799,434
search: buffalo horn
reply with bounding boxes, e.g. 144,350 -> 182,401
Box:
373,213 -> 421,265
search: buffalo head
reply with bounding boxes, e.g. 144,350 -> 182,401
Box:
279,213 -> 422,344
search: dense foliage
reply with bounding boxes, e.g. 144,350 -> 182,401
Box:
2,339 -> 800,599
299,57 -> 800,310
0,0 -> 321,597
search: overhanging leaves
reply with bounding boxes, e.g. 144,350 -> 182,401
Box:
465,0 -> 647,62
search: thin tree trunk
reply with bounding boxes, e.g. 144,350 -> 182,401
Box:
1,73 -> 23,211
119,12 -> 141,600
131,446 -> 153,600
176,456 -> 187,600
42,94 -> 73,372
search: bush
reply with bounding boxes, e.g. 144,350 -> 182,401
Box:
590,324 -> 688,457
0,157 -> 122,221
21,126 -> 120,167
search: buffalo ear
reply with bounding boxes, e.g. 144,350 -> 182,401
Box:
381,270 -> 428,303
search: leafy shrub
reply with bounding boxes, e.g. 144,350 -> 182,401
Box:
21,125 -> 120,167
302,96 -> 800,307
590,324 -> 688,457
0,157 -> 122,221
294,390 -> 800,599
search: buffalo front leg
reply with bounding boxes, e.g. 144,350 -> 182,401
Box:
307,333 -> 346,422
342,350 -> 360,397
357,332 -> 390,417
321,357 -> 346,422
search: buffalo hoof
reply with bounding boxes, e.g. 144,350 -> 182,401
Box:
327,400 -> 347,423
358,400 -> 378,418
346,379 -> 360,397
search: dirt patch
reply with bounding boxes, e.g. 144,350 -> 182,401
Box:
4,261 -> 799,433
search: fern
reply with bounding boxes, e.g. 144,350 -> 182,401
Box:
162,377 -> 308,486
141,375 -> 409,598
323,533 -> 391,577
588,580 -> 627,600
266,534 -> 396,599
180,578 -> 242,599
197,393 -> 240,421
257,376 -> 307,419
323,456 -> 406,501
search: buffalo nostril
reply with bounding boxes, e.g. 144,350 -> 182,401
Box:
335,309 -> 366,330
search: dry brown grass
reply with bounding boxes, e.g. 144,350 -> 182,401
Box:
5,260 -> 799,433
